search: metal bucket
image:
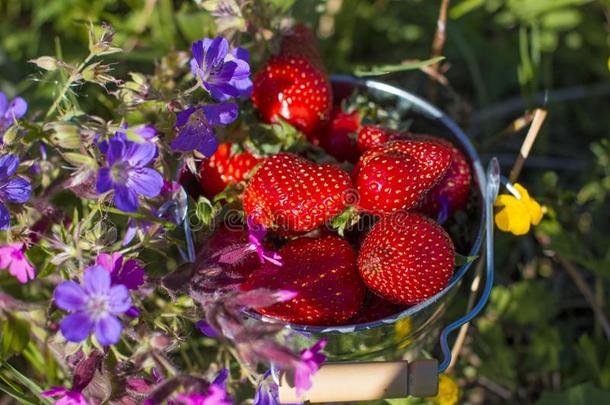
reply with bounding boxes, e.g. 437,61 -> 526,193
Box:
245,76 -> 487,362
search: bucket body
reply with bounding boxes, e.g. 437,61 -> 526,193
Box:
246,77 -> 487,361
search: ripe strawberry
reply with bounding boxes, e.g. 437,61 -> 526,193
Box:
252,55 -> 332,137
418,137 -> 472,218
356,125 -> 402,152
319,107 -> 361,163
353,140 -> 452,215
199,143 -> 261,198
358,212 -> 455,305
349,294 -> 407,324
241,236 -> 365,325
279,24 -> 323,69
243,153 -> 353,233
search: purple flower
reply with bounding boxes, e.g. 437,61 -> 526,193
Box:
96,134 -> 163,212
294,340 -> 327,395
96,252 -> 144,290
190,36 -> 252,101
253,370 -> 279,405
246,216 -> 283,266
116,123 -> 158,142
0,92 -> 27,141
53,265 -> 132,346
195,320 -> 218,338
41,387 -> 90,405
0,242 -> 35,284
172,103 -> 238,155
0,154 -> 32,230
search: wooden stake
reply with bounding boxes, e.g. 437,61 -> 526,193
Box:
508,108 -> 547,183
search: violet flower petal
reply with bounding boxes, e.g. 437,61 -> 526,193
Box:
126,167 -> 163,198
0,204 -> 10,230
114,184 -> 139,212
96,167 -> 113,193
107,284 -> 132,314
1,176 -> 32,203
60,312 -> 94,343
54,281 -> 87,311
94,315 -> 122,346
83,265 -> 112,295
203,103 -> 239,126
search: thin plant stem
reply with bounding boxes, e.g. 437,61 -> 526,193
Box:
45,52 -> 95,119
427,0 -> 450,102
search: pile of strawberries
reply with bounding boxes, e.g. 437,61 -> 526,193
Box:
193,25 -> 473,326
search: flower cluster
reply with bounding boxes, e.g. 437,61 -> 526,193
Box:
0,25 -> 330,405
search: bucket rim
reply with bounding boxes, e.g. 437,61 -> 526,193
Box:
245,76 -> 487,334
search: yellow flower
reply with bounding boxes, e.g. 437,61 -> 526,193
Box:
427,373 -> 460,405
494,183 -> 543,236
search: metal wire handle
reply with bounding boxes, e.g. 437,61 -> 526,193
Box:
437,157 -> 500,373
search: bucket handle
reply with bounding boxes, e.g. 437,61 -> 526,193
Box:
437,157 -> 500,372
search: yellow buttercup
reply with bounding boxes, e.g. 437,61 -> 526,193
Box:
428,373 -> 460,405
494,183 -> 544,236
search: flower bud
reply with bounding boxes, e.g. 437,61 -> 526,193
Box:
29,56 -> 60,71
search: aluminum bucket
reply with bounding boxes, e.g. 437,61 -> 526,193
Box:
245,76 -> 487,363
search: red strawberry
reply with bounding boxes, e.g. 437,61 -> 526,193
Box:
418,137 -> 471,217
241,236 -> 365,325
199,143 -> 262,198
353,140 -> 452,215
356,125 -> 401,152
252,55 -> 332,137
279,24 -> 324,69
349,294 -> 407,324
243,153 -> 353,233
319,107 -> 361,163
358,212 -> 455,305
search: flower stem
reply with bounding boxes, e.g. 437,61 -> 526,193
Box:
45,52 -> 95,119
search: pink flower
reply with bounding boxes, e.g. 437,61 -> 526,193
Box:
176,384 -> 231,405
294,339 -> 327,395
0,242 -> 35,283
41,386 -> 90,405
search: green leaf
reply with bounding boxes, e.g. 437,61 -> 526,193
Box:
1,316 -> 30,358
536,383 -> 610,405
354,56 -> 445,77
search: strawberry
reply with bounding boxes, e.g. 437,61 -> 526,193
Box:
418,137 -> 472,218
349,294 -> 407,324
358,212 -> 455,305
353,140 -> 452,215
241,236 -> 365,325
279,24 -> 324,69
252,57 -> 332,137
199,143 -> 261,198
318,107 -> 361,163
243,153 -> 353,233
356,125 -> 401,152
